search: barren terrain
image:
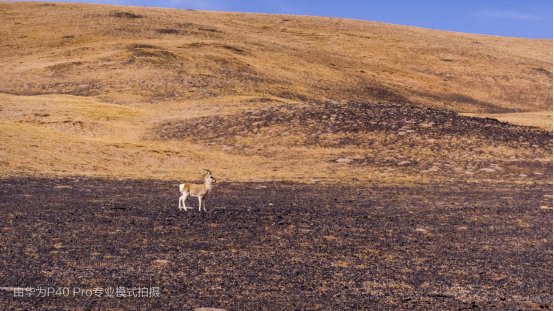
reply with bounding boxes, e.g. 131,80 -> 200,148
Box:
0,178 -> 552,310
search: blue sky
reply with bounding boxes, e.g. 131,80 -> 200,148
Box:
19,0 -> 554,38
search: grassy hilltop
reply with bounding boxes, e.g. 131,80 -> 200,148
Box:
0,1 -> 551,183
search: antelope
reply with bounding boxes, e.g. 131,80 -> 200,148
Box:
178,170 -> 216,212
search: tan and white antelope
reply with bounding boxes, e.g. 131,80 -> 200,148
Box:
178,170 -> 216,212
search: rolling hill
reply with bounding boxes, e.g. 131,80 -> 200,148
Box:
0,1 -> 551,183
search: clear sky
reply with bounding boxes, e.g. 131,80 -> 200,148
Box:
16,0 -> 554,38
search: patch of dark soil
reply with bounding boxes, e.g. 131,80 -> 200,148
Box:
220,45 -> 245,54
198,28 -> 222,33
109,11 -> 143,19
149,102 -> 552,148
156,29 -> 180,35
240,97 -> 286,104
529,67 -> 553,79
180,43 -> 247,55
128,44 -> 161,49
0,81 -> 102,97
0,177 -> 551,310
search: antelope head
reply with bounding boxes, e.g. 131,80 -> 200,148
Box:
204,169 -> 216,183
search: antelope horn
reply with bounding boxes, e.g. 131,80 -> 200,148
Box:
204,169 -> 212,175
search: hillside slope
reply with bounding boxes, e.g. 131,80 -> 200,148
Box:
0,2 -> 551,183
0,2 -> 551,113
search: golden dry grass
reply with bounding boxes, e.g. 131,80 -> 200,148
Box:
0,2 -> 551,183
461,111 -> 553,131
1,2 -> 551,112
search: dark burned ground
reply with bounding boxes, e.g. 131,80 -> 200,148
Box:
149,102 -> 552,182
1,178 -> 552,310
150,102 -> 551,147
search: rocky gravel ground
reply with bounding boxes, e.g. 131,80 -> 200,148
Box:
0,177 -> 552,310
152,102 -> 550,147
150,102 -> 552,183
